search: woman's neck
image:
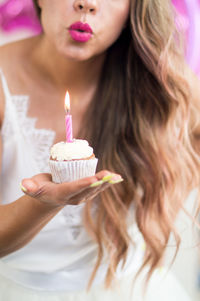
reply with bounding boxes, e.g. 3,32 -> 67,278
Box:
29,34 -> 106,94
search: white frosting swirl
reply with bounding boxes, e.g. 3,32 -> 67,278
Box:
50,139 -> 94,161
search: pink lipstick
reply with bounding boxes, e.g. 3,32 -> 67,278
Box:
69,21 -> 93,43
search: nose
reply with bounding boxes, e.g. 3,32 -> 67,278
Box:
73,0 -> 97,14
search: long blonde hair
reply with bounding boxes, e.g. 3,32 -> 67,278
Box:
33,0 -> 200,290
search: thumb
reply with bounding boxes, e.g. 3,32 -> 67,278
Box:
20,179 -> 39,196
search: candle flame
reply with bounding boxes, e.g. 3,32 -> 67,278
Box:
64,91 -> 70,113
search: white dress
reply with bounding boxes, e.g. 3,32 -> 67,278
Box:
0,69 -> 191,300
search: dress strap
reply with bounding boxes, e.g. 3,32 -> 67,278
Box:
0,68 -> 11,100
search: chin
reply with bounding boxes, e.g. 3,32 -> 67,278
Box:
61,47 -> 95,62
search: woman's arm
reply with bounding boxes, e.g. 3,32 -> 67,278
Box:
0,75 -> 63,257
0,177 -> 63,258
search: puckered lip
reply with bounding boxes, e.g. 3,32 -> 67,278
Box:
69,21 -> 93,34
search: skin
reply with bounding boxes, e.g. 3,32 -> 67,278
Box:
0,0 -> 129,256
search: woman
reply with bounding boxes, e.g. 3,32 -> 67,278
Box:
0,0 -> 199,300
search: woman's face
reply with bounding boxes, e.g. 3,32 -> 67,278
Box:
38,0 -> 130,61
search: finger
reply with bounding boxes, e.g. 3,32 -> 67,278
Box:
75,174 -> 124,204
20,170 -> 123,206
54,172 -> 111,200
21,179 -> 39,194
94,170 -> 122,181
53,170 -> 115,197
47,170 -> 123,202
20,174 -> 98,202
21,170 -> 121,196
21,174 -> 52,194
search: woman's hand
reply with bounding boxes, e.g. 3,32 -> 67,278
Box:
20,171 -> 123,209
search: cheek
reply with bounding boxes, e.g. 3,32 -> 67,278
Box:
40,1 -> 68,40
96,2 -> 130,50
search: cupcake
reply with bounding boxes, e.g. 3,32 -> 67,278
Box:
49,139 -> 98,183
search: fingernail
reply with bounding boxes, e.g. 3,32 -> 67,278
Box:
90,180 -> 104,187
102,174 -> 114,182
20,182 -> 27,193
109,178 -> 124,185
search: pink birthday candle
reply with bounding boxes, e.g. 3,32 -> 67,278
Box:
65,91 -> 73,142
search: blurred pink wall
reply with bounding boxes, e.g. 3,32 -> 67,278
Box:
173,0 -> 200,76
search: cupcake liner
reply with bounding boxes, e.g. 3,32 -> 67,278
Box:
49,158 -> 98,183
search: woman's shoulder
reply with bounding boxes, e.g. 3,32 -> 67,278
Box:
0,35 -> 41,93
0,35 -> 39,127
0,35 -> 38,72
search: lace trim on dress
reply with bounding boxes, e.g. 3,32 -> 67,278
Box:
3,94 -> 55,173
0,73 -> 55,173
